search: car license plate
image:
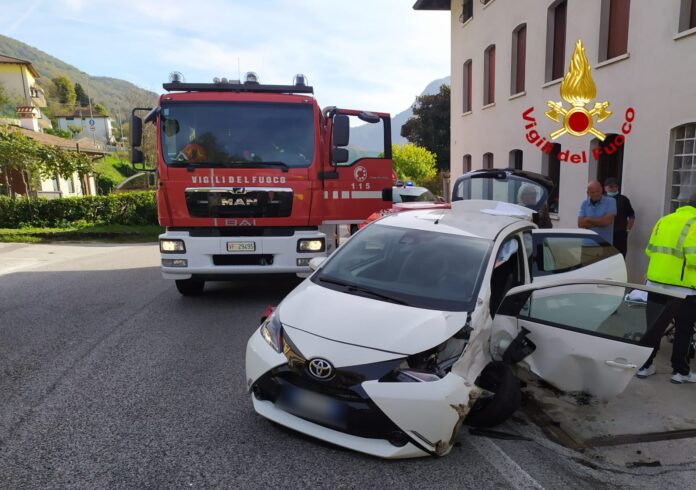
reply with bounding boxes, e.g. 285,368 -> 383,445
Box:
278,388 -> 345,427
227,241 -> 255,252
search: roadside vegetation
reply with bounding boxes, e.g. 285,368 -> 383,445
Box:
0,191 -> 160,242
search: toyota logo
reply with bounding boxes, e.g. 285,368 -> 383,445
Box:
307,358 -> 334,380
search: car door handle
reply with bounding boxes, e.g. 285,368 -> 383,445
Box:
605,360 -> 637,369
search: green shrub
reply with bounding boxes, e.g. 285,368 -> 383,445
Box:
0,191 -> 157,228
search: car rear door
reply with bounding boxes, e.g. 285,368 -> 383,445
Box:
530,230 -> 627,284
491,280 -> 685,398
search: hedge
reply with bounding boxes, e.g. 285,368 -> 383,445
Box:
0,191 -> 158,228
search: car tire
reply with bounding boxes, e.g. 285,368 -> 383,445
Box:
464,361 -> 521,428
175,278 -> 205,296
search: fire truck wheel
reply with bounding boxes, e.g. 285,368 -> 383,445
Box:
175,278 -> 205,296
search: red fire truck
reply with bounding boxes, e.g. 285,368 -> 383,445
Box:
130,73 -> 393,295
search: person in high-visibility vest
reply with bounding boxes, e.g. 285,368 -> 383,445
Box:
636,196 -> 696,384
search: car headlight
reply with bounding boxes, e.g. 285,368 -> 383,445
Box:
260,311 -> 283,353
160,239 -> 186,253
297,238 -> 325,252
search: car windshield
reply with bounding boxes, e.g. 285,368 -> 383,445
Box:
393,187 -> 436,203
311,223 -> 491,311
160,102 -> 315,168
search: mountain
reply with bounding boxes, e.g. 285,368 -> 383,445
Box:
350,76 -> 451,152
0,34 -> 158,119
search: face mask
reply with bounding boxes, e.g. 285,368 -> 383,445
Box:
606,191 -> 618,197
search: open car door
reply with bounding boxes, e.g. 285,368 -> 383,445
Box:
530,229 -> 627,284
491,280 -> 685,398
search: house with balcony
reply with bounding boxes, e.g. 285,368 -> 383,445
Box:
0,54 -> 50,128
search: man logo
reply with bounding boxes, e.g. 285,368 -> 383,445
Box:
307,358 -> 334,379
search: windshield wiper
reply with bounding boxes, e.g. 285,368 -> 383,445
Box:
318,275 -> 409,305
345,285 -> 410,306
224,161 -> 290,172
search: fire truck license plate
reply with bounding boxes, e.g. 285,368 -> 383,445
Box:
227,242 -> 256,252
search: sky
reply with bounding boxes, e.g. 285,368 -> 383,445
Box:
1,0 -> 450,116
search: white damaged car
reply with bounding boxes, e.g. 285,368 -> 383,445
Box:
245,170 -> 686,458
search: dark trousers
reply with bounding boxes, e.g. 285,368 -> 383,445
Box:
613,230 -> 628,257
642,293 -> 696,375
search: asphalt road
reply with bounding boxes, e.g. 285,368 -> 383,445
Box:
1,243 -> 694,489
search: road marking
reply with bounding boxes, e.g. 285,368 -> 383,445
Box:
465,435 -> 545,490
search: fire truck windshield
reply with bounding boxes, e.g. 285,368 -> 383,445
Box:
160,102 -> 315,168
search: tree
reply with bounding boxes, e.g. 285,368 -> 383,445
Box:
0,126 -> 40,198
94,103 -> 108,115
391,144 -> 437,183
0,81 -> 8,106
51,75 -> 77,108
400,84 -> 450,172
74,83 -> 90,106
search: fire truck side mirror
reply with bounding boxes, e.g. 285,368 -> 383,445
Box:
332,148 -> 349,164
382,188 -> 393,202
332,115 -> 350,147
131,148 -> 144,165
131,115 -> 143,148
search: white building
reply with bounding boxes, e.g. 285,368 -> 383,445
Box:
57,108 -> 114,145
414,0 -> 696,280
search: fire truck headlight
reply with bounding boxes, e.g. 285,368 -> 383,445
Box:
160,239 -> 186,253
297,238 -> 325,253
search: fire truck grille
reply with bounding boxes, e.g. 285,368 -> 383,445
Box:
186,188 -> 293,218
212,254 -> 274,266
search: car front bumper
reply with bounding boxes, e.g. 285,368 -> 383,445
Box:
246,328 -> 479,458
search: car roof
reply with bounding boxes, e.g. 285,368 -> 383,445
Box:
376,200 -> 534,240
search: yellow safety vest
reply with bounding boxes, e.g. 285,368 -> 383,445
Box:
645,206 -> 696,289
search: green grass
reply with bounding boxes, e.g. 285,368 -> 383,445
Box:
94,152 -> 134,184
0,224 -> 164,243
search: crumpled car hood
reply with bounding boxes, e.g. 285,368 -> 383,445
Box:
278,280 -> 468,355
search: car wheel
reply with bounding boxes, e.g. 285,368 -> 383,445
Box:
175,278 -> 205,296
464,361 -> 521,428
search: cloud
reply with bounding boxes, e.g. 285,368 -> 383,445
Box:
10,0 -> 451,116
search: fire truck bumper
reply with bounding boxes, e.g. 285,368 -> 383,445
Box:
158,229 -> 328,279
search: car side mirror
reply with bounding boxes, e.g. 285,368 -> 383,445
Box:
131,147 -> 144,165
309,257 -> 326,271
382,188 -> 393,202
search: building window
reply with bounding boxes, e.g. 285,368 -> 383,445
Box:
483,152 -> 494,169
670,123 -> 696,212
483,45 -> 495,105
591,134 -> 625,186
51,177 -> 59,192
542,143 -> 561,213
67,176 -> 75,194
463,60 -> 472,112
509,150 -> 523,170
599,0 -> 630,61
460,0 -> 473,23
678,0 -> 696,32
511,24 -> 527,95
463,154 -> 472,173
546,0 -> 567,82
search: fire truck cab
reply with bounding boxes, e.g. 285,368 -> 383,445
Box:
130,73 -> 393,295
